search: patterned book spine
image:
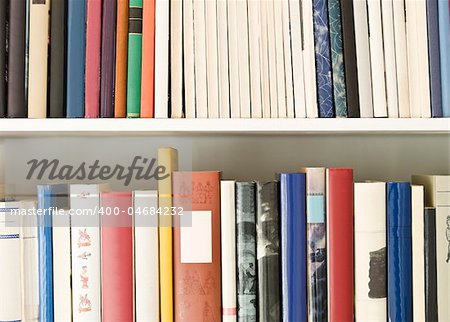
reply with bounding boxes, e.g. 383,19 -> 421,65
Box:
313,0 -> 334,118
236,182 -> 257,322
328,0 -> 347,117
256,181 -> 281,322
427,0 -> 442,117
424,207 -> 438,321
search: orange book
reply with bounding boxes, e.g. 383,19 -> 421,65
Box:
140,0 -> 155,118
114,0 -> 128,118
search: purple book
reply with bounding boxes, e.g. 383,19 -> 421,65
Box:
100,0 -> 117,118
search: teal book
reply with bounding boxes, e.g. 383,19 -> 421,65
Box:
127,0 -> 143,118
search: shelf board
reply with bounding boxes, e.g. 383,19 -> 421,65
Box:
0,118 -> 448,137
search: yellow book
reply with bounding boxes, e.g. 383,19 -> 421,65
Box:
158,147 -> 178,322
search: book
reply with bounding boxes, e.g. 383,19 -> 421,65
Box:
340,0 -> 359,118
0,0 -> 6,117
67,0 -> 87,118
327,168 -> 353,321
84,0 -> 102,118
266,0 -> 278,118
236,182 -> 257,321
301,168 -> 327,322
193,0 -> 208,118
259,0 -> 271,118
134,190 -> 159,321
280,173 -> 307,321
221,181 -> 237,322
387,182 -> 412,322
183,0 -> 196,118
424,207 -> 438,322
127,0 -> 143,118
0,202 -> 21,321
227,0 -> 240,118
100,0 -> 117,118
426,0 -> 443,117
158,147 -> 178,322
8,0 -> 27,118
412,185 -> 425,321
354,182 -> 387,322
173,171 -> 222,321
438,0 -> 450,116
328,0 -> 347,117
236,0 -> 251,118
101,192 -> 133,321
140,0 -> 155,118
170,0 -> 183,118
154,0 -> 169,118
248,0 -> 262,118
114,0 -> 128,118
353,0 -> 373,118
274,0 -> 286,118
281,0 -> 294,118
49,0 -> 66,118
205,0 -> 219,118
217,0 -> 230,118
313,0 -> 334,118
256,181 -> 281,322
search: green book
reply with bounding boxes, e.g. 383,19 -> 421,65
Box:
126,0 -> 143,118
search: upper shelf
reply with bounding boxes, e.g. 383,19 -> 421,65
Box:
0,118 -> 449,137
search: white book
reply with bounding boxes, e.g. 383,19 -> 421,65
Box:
20,200 -> 39,322
367,0 -> 387,117
217,0 -> 230,118
193,0 -> 208,118
259,0 -> 271,118
134,191 -> 159,322
0,202 -> 21,321
227,0 -> 241,118
221,181 -> 237,322
267,0 -> 278,118
205,0 -> 219,118
411,185 -> 426,322
302,0 -> 318,118
354,183 -> 387,322
183,0 -> 196,118
392,0 -> 410,118
170,0 -> 183,118
154,0 -> 170,118
236,0 -> 251,118
70,185 -> 105,322
282,0 -> 294,118
274,0 -> 286,118
381,0 -> 398,118
353,0 -> 374,117
289,0 -> 306,118
248,0 -> 262,118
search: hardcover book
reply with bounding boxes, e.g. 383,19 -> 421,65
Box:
424,207 -> 438,322
114,0 -> 128,118
0,0 -> 6,117
140,0 -> 155,118
412,186 -> 425,321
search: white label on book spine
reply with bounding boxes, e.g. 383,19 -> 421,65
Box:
181,211 -> 212,263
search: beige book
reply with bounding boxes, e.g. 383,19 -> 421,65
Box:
274,0 -> 286,118
282,0 -> 294,118
217,0 -> 230,118
236,0 -> 251,118
227,0 -> 240,118
267,0 -> 278,118
183,0 -> 196,118
259,0 -> 271,118
170,0 -> 183,118
248,0 -> 262,118
205,0 -> 219,118
193,0 -> 208,118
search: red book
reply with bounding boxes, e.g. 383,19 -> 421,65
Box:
172,171 -> 222,321
140,0 -> 155,118
101,192 -> 133,322
326,168 -> 354,321
85,0 -> 102,118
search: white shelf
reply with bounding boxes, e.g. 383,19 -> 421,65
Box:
0,118 -> 448,136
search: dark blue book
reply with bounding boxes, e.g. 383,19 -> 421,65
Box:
313,0 -> 335,118
279,173 -> 307,321
427,0 -> 442,117
66,0 -> 87,118
387,182 -> 412,322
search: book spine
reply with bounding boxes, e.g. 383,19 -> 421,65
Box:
387,182 -> 412,322
49,0 -> 66,118
0,0 -> 6,117
140,0 -> 155,118
67,0 -> 87,118
438,0 -> 450,116
424,207 -> 438,322
217,0 -> 230,118
236,182 -> 257,321
266,0 -> 278,118
274,0 -> 286,118
313,0 -> 334,118
193,0 -> 208,118
281,0 -> 294,118
280,173 -> 307,321
328,0 -> 347,117
170,0 -> 183,118
221,181 -> 237,322
426,0 -> 442,117
412,186 -> 425,321
100,0 -> 117,118
183,0 -> 196,118
154,0 -> 169,118
256,181 -> 281,322
327,168 -> 353,321
416,0 -> 431,118
7,0 -> 27,118
126,0 -> 143,118
236,0 -> 251,118
227,0 -> 240,118
85,0 -> 102,118
114,0 -> 128,118
205,0 -> 219,118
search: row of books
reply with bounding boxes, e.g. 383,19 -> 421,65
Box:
1,0 -> 449,119
0,149 -> 448,321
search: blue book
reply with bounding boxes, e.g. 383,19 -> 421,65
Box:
66,0 -> 87,118
438,0 -> 450,117
280,173 -> 307,321
313,0 -> 335,118
387,182 -> 412,322
37,184 -> 68,322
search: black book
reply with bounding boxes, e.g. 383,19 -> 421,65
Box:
340,0 -> 360,118
424,207 -> 438,322
7,0 -> 26,118
0,0 -> 7,117
49,0 -> 67,118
